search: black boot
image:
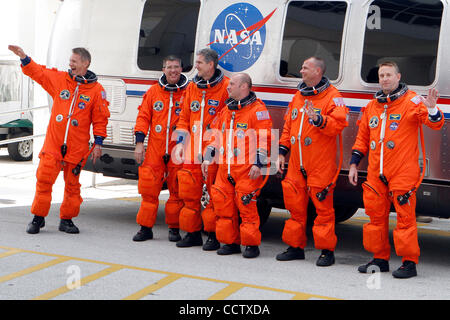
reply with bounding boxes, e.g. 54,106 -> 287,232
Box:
59,219 -> 80,234
358,258 -> 390,273
26,215 -> 45,234
316,249 -> 335,267
276,246 -> 305,261
242,246 -> 260,258
176,231 -> 203,247
202,232 -> 220,251
392,260 -> 417,279
132,226 -> 153,241
168,228 -> 181,242
217,243 -> 241,255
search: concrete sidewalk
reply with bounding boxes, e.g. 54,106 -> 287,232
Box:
0,149 -> 140,209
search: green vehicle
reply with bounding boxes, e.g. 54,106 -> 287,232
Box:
0,58 -> 34,161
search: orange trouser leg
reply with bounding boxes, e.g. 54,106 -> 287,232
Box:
165,165 -> 184,229
235,174 -> 263,246
177,166 -> 203,232
310,186 -> 337,251
281,177 -> 309,249
236,189 -> 261,246
392,190 -> 420,264
59,162 -> 83,219
136,165 -> 164,228
362,181 -> 391,261
31,153 -> 62,217
201,163 -> 218,232
211,182 -> 240,245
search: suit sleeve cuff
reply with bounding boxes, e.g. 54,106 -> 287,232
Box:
94,135 -> 105,146
21,56 -> 31,67
279,144 -> 289,157
428,110 -> 442,122
255,148 -> 268,168
350,149 -> 364,166
312,114 -> 324,127
135,132 -> 146,143
176,131 -> 187,145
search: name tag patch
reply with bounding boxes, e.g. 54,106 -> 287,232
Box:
208,99 -> 219,107
79,94 -> 90,102
389,114 -> 401,121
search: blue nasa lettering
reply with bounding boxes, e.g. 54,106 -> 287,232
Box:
209,3 -> 273,72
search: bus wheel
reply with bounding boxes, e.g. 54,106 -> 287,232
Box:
257,197 -> 272,228
7,132 -> 33,161
334,205 -> 359,223
306,202 -> 359,225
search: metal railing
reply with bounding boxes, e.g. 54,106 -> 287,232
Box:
0,105 -> 48,146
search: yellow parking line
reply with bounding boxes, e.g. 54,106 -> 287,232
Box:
208,283 -> 245,300
0,257 -> 70,284
123,274 -> 181,300
116,197 -> 141,202
292,292 -> 316,300
0,248 -> 22,259
117,197 -> 167,206
0,246 -> 336,300
33,265 -> 123,300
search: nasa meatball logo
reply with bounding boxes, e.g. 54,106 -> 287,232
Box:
209,3 -> 276,72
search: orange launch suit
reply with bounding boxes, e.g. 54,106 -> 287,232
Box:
352,87 -> 444,264
134,74 -> 188,229
207,93 -> 272,246
21,58 -> 110,219
279,79 -> 348,251
175,70 -> 229,233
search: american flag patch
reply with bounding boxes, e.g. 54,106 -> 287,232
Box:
410,95 -> 422,105
333,97 -> 345,107
256,110 -> 270,120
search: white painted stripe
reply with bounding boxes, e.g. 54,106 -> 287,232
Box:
127,83 -> 150,92
256,91 -> 293,102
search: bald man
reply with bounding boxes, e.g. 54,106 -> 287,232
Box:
202,73 -> 272,258
276,57 -> 348,266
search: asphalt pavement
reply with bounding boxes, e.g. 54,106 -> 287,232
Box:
1,149 -> 450,301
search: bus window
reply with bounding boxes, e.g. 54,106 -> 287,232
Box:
0,62 -> 21,106
280,1 -> 347,80
137,0 -> 200,72
361,0 -> 443,86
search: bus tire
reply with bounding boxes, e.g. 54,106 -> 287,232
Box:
334,204 -> 359,223
7,131 -> 33,161
257,197 -> 272,228
306,203 -> 359,225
